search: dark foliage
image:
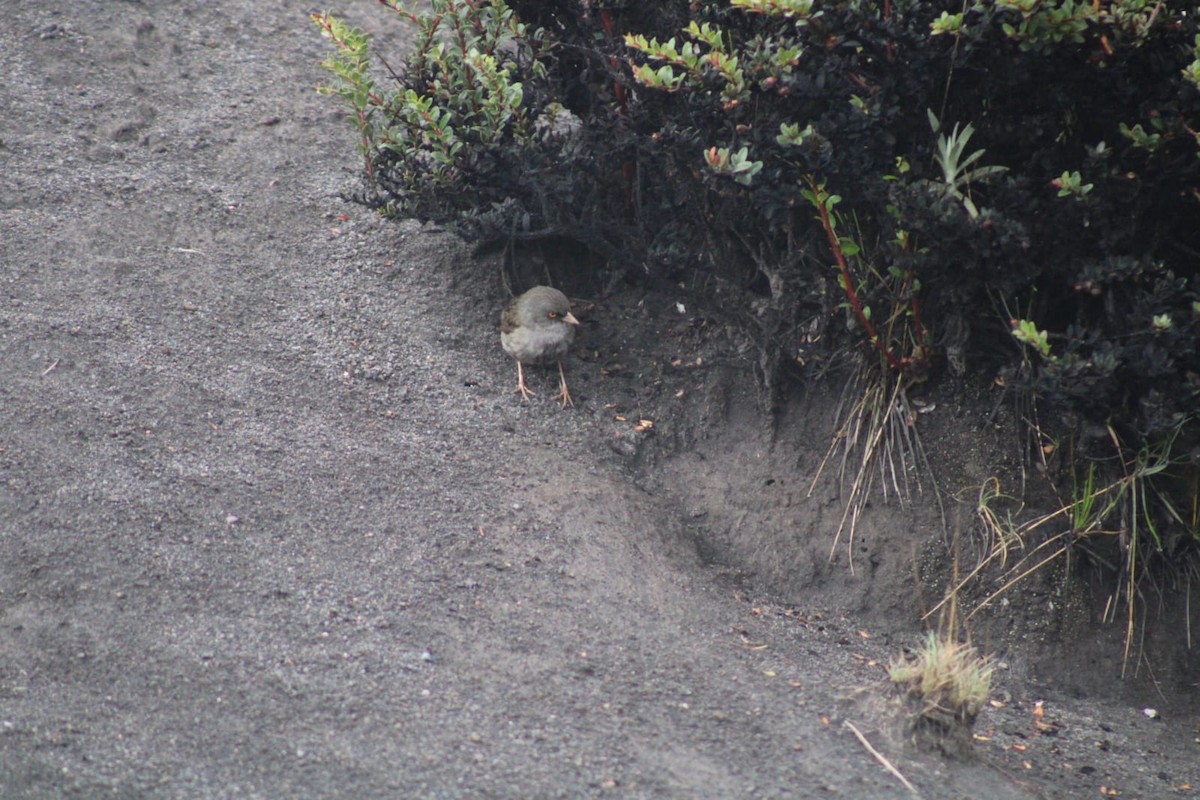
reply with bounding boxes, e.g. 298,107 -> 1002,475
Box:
344,0 -> 1200,547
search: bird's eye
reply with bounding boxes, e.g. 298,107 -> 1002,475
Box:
547,311 -> 559,319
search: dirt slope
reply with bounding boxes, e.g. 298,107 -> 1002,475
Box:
0,2 -> 1195,798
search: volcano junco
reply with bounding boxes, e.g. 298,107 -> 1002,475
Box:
500,286 -> 580,408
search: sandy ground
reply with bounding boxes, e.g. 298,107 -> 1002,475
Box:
1,1 -> 1197,798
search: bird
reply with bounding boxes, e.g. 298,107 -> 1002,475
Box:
500,285 -> 580,408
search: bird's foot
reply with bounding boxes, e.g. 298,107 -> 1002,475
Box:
514,363 -> 536,401
554,363 -> 573,409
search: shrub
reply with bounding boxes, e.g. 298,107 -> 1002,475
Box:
314,2 -> 552,221
317,0 -> 1200,635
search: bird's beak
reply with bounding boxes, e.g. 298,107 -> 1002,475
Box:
564,311 -> 580,326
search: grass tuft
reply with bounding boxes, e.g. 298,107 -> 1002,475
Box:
889,631 -> 993,757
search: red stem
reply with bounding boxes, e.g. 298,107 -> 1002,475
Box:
810,182 -> 901,372
906,267 -> 929,356
898,231 -> 929,359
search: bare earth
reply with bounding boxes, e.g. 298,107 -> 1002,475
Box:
1,2 -> 1197,798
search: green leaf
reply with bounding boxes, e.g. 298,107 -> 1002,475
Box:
926,108 -> 941,133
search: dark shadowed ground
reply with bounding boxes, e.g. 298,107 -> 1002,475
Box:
1,2 -> 1196,798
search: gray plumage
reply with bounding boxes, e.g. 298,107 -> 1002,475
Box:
500,286 -> 579,407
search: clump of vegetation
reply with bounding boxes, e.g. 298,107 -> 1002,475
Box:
313,2 -> 554,223
889,632 -> 994,757
316,0 -> 1200,662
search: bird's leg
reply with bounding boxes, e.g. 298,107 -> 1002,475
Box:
515,361 -> 536,400
553,361 -> 573,408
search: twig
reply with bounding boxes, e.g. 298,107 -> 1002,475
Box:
843,720 -> 920,797
41,359 -> 60,377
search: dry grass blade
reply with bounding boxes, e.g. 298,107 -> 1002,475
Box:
960,420 -> 1199,678
923,479 -> 1026,622
965,534 -> 1071,621
925,469 -> 1124,624
843,720 -> 920,797
809,364 -> 943,574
